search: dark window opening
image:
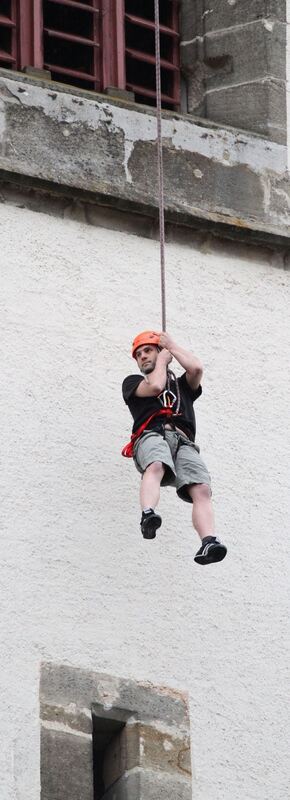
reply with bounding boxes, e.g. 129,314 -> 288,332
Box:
43,2 -> 96,40
43,0 -> 101,90
126,56 -> 175,107
0,0 -> 17,68
125,21 -> 174,63
125,0 -> 173,28
0,26 -> 12,58
124,0 -> 180,109
1,0 -> 13,18
44,37 -> 99,79
92,706 -> 128,800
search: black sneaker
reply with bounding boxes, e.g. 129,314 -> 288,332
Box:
194,536 -> 227,565
140,509 -> 162,540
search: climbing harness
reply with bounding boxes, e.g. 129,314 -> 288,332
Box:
121,407 -> 179,458
122,368 -> 181,458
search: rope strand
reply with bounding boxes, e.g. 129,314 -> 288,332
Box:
154,0 -> 166,332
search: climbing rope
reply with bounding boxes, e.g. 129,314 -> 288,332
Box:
154,1 -> 181,412
154,0 -> 166,332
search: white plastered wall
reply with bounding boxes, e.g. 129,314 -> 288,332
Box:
287,0 -> 290,169
0,203 -> 289,800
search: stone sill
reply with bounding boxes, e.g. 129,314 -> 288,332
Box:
0,67 -> 278,140
0,71 -> 289,245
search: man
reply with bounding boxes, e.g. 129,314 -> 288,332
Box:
122,330 -> 227,565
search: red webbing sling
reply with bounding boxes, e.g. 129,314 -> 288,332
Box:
122,408 -> 178,458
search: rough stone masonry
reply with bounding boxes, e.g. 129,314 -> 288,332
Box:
40,663 -> 192,800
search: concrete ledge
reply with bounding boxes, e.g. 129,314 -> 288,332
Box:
1,176 -> 290,256
0,73 -> 289,245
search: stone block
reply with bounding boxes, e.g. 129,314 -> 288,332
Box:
41,701 -> 92,735
41,663 -> 190,731
202,0 -> 286,31
203,21 -> 286,89
180,0 -> 203,39
102,769 -> 192,800
102,771 -> 141,800
206,80 -> 286,144
102,722 -> 191,790
129,138 -> 265,221
40,726 -> 94,800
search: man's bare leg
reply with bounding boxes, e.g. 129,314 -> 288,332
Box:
140,461 -> 165,540
187,483 -> 227,564
140,461 -> 165,511
187,483 -> 215,540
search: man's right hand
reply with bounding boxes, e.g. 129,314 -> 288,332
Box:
135,347 -> 172,398
158,348 -> 173,366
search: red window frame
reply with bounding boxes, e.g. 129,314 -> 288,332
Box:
0,0 -> 180,109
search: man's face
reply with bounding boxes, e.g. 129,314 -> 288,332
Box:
135,345 -> 159,375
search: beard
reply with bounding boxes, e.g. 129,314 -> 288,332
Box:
141,362 -> 155,375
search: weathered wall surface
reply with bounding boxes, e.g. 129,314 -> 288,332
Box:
181,0 -> 287,143
0,73 -> 289,245
286,0 -> 290,168
0,201 -> 289,800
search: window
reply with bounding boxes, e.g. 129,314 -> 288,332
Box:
0,0 -> 18,70
0,0 -> 180,109
124,0 -> 180,108
43,0 -> 102,92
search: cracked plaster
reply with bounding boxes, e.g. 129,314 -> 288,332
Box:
0,74 -> 289,243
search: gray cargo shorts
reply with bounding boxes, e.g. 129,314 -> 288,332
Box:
133,429 -> 211,503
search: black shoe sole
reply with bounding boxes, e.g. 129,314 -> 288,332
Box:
141,516 -> 162,540
194,543 -> 227,565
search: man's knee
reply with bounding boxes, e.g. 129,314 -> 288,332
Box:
145,461 -> 165,479
189,482 -> 211,501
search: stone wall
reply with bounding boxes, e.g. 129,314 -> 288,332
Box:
181,0 -> 287,143
40,664 -> 191,800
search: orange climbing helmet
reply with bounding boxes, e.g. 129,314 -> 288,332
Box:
132,330 -> 160,359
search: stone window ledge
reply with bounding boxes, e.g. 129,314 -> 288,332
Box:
0,71 -> 289,245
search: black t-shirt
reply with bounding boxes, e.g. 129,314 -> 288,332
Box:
122,372 -> 202,441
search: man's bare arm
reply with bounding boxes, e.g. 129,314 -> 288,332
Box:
135,349 -> 172,397
159,332 -> 203,390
